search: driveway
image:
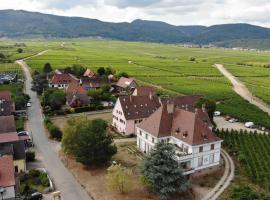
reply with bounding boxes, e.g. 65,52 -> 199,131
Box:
215,64 -> 270,116
16,58 -> 91,200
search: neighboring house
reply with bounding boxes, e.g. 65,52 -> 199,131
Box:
83,69 -> 95,78
49,73 -> 78,89
0,91 -> 15,116
113,77 -> 138,95
0,155 -> 16,200
66,83 -> 91,107
0,116 -> 26,173
136,103 -> 222,175
132,86 -> 156,96
112,94 -> 161,135
80,76 -> 110,91
0,72 -> 17,84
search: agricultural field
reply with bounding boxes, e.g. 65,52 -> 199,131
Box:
217,129 -> 270,199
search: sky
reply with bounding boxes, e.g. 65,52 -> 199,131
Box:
0,0 -> 270,27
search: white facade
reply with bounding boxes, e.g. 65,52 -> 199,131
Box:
1,186 -> 15,200
136,126 -> 222,175
49,83 -> 68,89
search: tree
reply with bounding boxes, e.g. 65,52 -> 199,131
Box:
105,67 -> 116,75
195,98 -> 216,120
0,53 -> 5,59
71,64 -> 85,76
106,164 -> 133,194
62,118 -> 117,166
141,142 -> 189,200
13,93 -> 30,110
97,67 -> 106,76
43,63 -> 52,74
31,73 -> 48,95
116,72 -> 129,78
42,88 -> 66,110
17,48 -> 23,53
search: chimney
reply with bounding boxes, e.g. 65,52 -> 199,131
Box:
167,103 -> 174,114
202,104 -> 206,112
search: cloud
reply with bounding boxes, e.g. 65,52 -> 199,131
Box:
1,0 -> 270,27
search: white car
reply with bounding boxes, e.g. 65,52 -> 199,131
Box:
27,102 -> 32,107
245,122 -> 254,128
214,111 -> 221,116
229,118 -> 238,123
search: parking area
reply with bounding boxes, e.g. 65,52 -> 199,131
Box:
214,116 -> 267,134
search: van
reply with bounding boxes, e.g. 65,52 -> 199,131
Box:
245,122 -> 254,128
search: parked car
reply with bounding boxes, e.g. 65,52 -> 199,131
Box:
225,115 -> 231,121
245,122 -> 254,128
29,192 -> 43,200
229,118 -> 238,123
27,102 -> 32,107
214,111 -> 221,116
18,131 -> 30,137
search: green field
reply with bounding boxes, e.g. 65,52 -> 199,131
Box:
1,38 -> 270,127
217,129 -> 270,199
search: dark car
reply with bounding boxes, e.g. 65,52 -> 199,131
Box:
29,192 -> 43,200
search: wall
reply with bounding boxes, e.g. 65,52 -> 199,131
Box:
2,186 -> 15,200
13,159 -> 26,173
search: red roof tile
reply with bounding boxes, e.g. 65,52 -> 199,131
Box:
0,133 -> 19,143
133,86 -> 156,96
66,82 -> 87,95
0,155 -> 15,187
50,73 -> 78,85
0,116 -> 16,134
0,91 -> 12,102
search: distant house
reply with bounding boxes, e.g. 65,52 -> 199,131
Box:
65,83 -> 91,107
136,103 -> 222,175
0,115 -> 26,173
0,72 -> 17,84
112,94 -> 161,135
83,69 -> 95,78
113,77 -> 138,94
80,76 -> 110,91
0,91 -> 15,116
132,86 -> 156,96
49,73 -> 79,89
0,155 -> 16,200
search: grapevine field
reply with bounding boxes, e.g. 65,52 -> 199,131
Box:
217,129 -> 270,199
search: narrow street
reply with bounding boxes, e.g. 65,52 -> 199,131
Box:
16,58 -> 91,200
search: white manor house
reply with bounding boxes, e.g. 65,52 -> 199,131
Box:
136,103 -> 222,175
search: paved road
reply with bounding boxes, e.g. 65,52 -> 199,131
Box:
202,149 -> 235,200
215,64 -> 270,115
16,58 -> 91,200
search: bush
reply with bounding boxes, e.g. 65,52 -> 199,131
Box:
26,151 -> 35,162
44,117 -> 62,140
74,105 -> 96,113
39,172 -> 50,187
15,116 -> 24,132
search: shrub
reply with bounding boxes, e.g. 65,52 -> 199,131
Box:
44,117 -> 62,140
39,172 -> 50,187
26,151 -> 35,162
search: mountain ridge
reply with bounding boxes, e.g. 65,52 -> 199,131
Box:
1,9 -> 270,47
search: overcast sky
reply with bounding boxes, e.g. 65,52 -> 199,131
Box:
0,0 -> 270,27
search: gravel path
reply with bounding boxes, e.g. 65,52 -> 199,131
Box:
215,64 -> 270,116
202,149 -> 235,200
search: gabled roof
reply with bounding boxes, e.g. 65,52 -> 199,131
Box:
138,103 -> 220,145
81,76 -> 109,89
0,101 -> 14,116
163,95 -> 203,111
0,133 -> 19,143
0,116 -> 16,134
118,95 -> 161,120
0,91 -> 12,102
83,69 -> 95,77
133,86 -> 156,96
50,73 -> 78,85
66,82 -> 87,95
0,155 -> 15,187
116,77 -> 136,89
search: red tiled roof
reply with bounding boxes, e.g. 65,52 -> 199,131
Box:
66,82 -> 87,95
133,86 -> 156,96
0,91 -> 12,102
83,69 -> 95,77
138,103 -> 220,145
118,95 -> 161,120
50,73 -> 78,85
0,155 -> 15,187
0,115 -> 16,134
116,77 -> 136,89
0,133 -> 19,143
81,77 -> 109,89
18,135 -> 31,141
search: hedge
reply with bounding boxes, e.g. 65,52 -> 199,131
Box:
44,117 -> 62,140
26,151 -> 35,162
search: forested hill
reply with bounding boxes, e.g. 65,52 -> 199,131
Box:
1,9 -> 270,48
